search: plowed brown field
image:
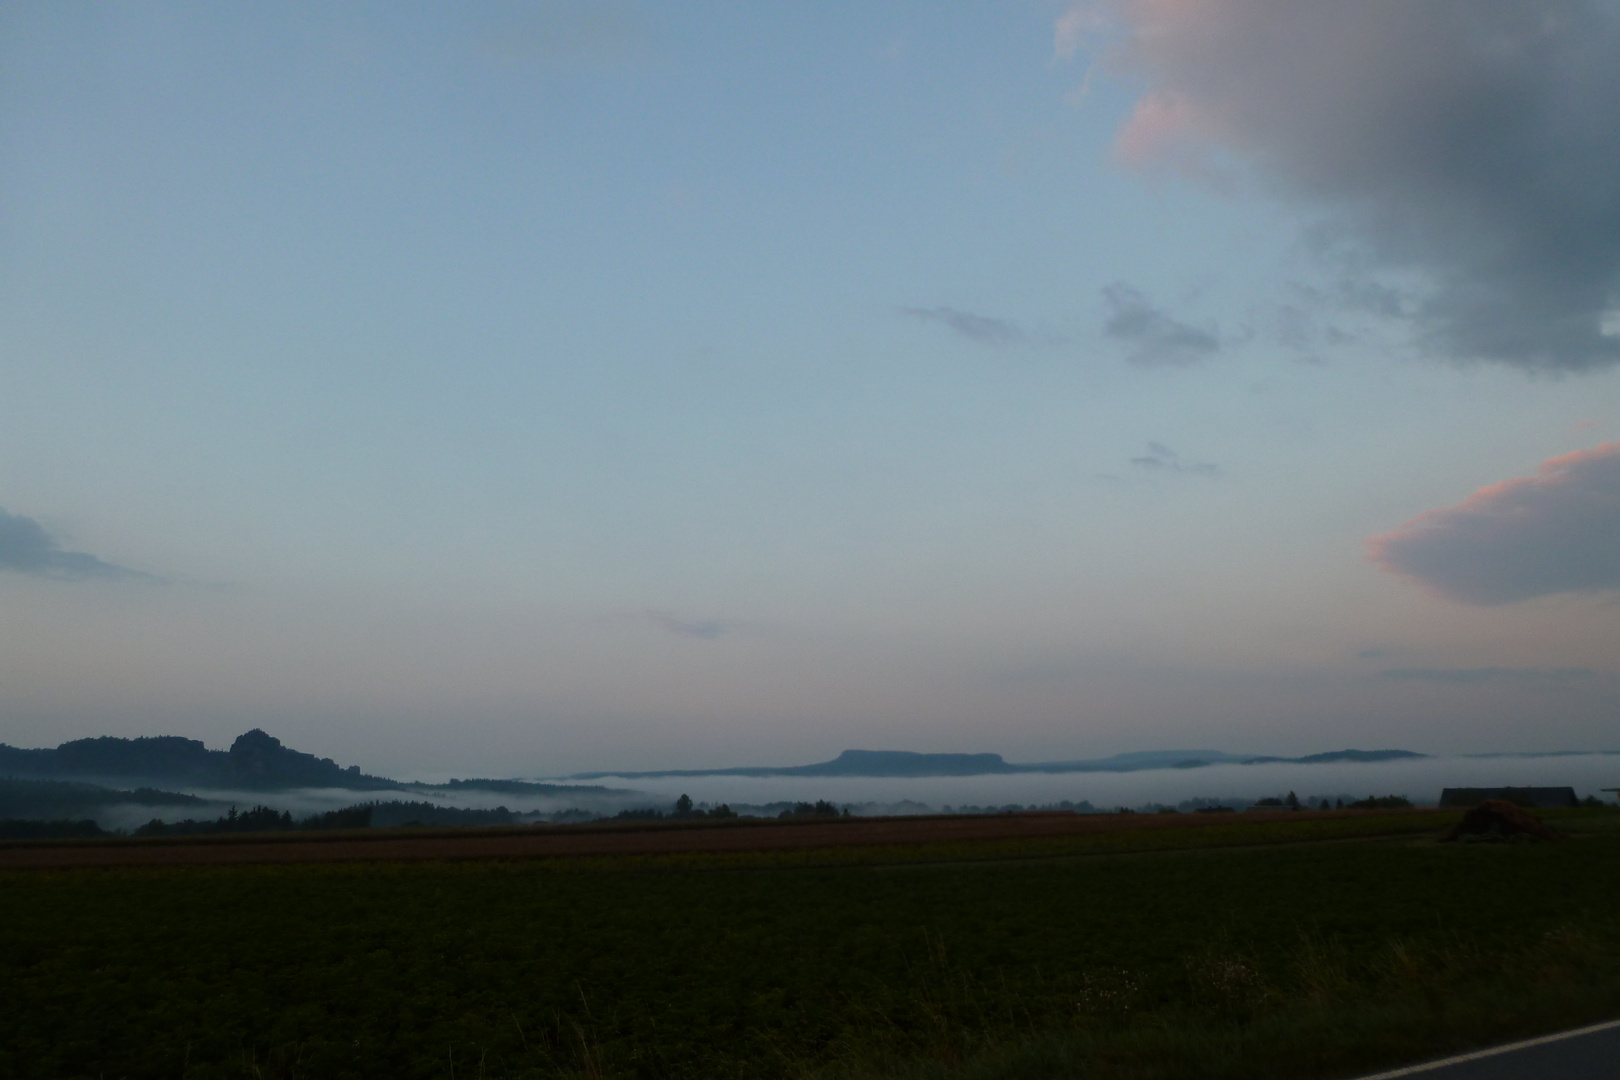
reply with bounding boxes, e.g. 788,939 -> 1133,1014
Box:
0,807 -> 1436,869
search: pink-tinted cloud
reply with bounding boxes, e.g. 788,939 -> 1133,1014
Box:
1113,93 -> 1199,166
1053,6 -> 1104,61
1368,442 -> 1620,604
1064,0 -> 1620,371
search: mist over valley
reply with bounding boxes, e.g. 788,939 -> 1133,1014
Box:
3,729 -> 1614,833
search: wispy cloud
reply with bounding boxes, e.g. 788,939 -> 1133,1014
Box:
646,611 -> 726,640
1258,279 -> 1414,362
1381,667 -> 1596,685
1368,441 -> 1620,604
1129,442 -> 1219,477
484,3 -> 651,65
899,306 -> 1027,345
1102,283 -> 1219,366
0,506 -> 153,582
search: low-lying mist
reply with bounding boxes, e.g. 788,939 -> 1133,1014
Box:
50,753 -> 1620,831
554,754 -> 1620,816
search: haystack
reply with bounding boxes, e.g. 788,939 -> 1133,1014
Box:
1439,799 -> 1562,843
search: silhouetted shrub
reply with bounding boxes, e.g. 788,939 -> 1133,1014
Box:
779,800 -> 844,819
134,804 -> 294,837
0,818 -> 107,839
366,802 -> 518,828
300,804 -> 374,830
1347,795 -> 1412,810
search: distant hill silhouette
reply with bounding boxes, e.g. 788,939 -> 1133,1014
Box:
224,729 -> 392,789
787,750 -> 1015,777
0,730 -> 629,814
1240,749 -> 1425,765
0,729 -> 396,791
566,747 -> 1428,780
0,730 -> 1436,791
567,749 -> 1018,780
0,777 -> 204,819
434,778 -> 621,796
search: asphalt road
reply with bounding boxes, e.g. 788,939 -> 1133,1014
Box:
1356,1020 -> 1620,1079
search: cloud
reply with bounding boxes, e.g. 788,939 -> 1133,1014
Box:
1070,1 -> 1620,371
1367,441 -> 1620,604
1102,283 -> 1219,366
484,3 -> 650,64
1053,6 -> 1106,61
1129,442 -> 1219,477
1381,667 -> 1596,685
646,611 -> 725,640
900,306 -> 1027,345
0,506 -> 150,582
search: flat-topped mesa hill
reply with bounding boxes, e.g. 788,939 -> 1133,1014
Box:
567,747 -> 1428,780
0,729 -> 396,791
0,731 -> 622,802
792,750 -> 1015,777
566,749 -> 1019,780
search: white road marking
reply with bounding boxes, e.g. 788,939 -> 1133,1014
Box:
1352,1018 -> 1620,1078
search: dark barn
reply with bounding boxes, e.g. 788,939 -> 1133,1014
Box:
1439,787 -> 1578,809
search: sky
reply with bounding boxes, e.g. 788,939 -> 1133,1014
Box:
2,1 -> 1618,778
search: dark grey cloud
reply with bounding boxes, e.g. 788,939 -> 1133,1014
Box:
646,611 -> 725,640
1129,441 -> 1219,477
1381,666 -> 1595,685
1265,281 -> 1398,358
1102,283 -> 1219,366
1368,441 -> 1620,604
1088,0 -> 1620,371
900,306 -> 1027,345
0,506 -> 149,582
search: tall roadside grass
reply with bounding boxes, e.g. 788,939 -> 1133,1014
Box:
815,918 -> 1620,1080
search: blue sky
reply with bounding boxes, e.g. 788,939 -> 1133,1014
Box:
3,2 -> 1618,777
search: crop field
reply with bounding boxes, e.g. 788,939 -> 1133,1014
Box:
3,808 -> 1619,1080
0,806 -> 1449,869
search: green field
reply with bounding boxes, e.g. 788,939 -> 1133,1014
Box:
4,810 -> 1619,1080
